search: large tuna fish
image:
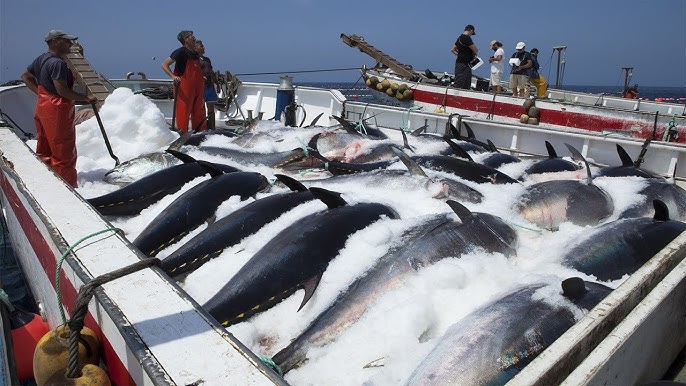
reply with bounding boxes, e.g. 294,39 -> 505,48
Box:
272,200 -> 517,373
405,278 -> 611,385
562,200 -> 686,281
132,171 -> 270,257
202,188 -> 399,327
618,180 -> 686,221
160,174 -> 317,278
87,151 -> 239,216
515,144 -> 613,230
522,141 -> 581,176
595,139 -> 665,179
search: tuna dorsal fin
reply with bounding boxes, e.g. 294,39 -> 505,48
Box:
297,273 -> 323,311
634,138 -> 652,168
391,147 -> 428,177
443,138 -> 474,161
310,187 -> 347,209
545,141 -> 558,159
166,149 -> 196,163
561,277 -> 588,301
167,130 -> 194,151
401,130 -> 415,152
305,112 -> 324,128
616,144 -> 634,167
275,174 -> 307,192
196,160 -> 225,178
411,125 -> 428,136
653,200 -> 670,221
487,139 -> 500,153
449,122 -> 461,139
565,143 -> 592,185
463,122 -> 476,140
446,200 -> 473,222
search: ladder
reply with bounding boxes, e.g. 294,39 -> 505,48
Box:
340,34 -> 422,80
64,42 -> 111,107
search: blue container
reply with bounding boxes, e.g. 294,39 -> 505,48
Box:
275,76 -> 296,126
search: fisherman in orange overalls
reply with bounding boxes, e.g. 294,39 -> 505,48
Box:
161,30 -> 207,133
21,29 -> 96,188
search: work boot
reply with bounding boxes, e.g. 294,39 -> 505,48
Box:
207,113 -> 216,130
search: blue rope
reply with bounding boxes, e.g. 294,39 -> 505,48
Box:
260,356 -> 283,377
401,106 -> 422,132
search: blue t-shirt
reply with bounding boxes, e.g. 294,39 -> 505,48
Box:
170,47 -> 199,76
26,52 -> 73,96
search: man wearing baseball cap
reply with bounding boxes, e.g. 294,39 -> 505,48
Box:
21,29 -> 96,187
450,24 -> 478,89
488,40 -> 504,93
509,41 -> 533,98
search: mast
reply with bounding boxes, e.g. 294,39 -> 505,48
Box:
552,45 -> 567,89
622,67 -> 634,96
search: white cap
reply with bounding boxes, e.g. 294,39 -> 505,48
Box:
515,42 -> 526,49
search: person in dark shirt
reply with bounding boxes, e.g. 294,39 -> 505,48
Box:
509,42 -> 533,98
20,29 -> 96,188
195,40 -> 220,130
529,48 -> 548,98
450,24 -> 478,89
161,30 -> 207,132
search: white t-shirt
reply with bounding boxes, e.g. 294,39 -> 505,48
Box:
491,47 -> 505,74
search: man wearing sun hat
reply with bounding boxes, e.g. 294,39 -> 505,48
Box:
488,40 -> 504,93
450,24 -> 478,89
509,41 -> 533,98
21,29 -> 96,187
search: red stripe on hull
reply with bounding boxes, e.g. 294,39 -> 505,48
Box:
412,89 -> 683,143
0,172 -> 135,385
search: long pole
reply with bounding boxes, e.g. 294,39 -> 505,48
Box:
90,103 -> 120,165
622,67 -> 633,96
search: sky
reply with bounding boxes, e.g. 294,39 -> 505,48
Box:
1,0 -> 685,87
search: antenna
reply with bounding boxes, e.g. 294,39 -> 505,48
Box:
621,67 -> 634,96
553,45 -> 567,88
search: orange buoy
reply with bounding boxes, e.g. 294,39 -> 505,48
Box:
33,325 -> 101,385
42,363 -> 111,385
10,308 -> 50,381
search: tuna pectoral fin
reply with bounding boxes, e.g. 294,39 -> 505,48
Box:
564,143 -> 592,185
305,112 -> 324,128
443,138 -> 473,161
298,273 -> 323,311
167,130 -> 194,151
166,149 -> 196,163
275,174 -> 308,192
310,187 -> 347,209
411,125 -> 428,136
400,131 -> 415,152
307,133 -> 330,162
196,160 -> 225,178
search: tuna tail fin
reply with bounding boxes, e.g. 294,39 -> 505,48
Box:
275,174 -> 308,192
306,133 -> 330,162
446,200 -> 473,222
391,147 -> 428,177
653,199 -> 670,221
633,138 -> 652,168
167,130 -> 194,151
331,115 -> 362,136
443,138 -> 474,161
545,141 -> 558,159
565,143 -> 592,185
195,160 -> 225,178
561,277 -> 587,300
166,149 -> 196,163
297,273 -> 323,312
305,112 -> 324,128
310,187 -> 347,209
616,144 -> 634,167
562,277 -> 613,310
400,130 -> 415,152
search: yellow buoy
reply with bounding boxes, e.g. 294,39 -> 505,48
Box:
386,88 -> 395,96
380,79 -> 391,89
42,364 -> 111,385
403,89 -> 414,100
520,114 -> 529,123
396,92 -> 405,101
33,325 -> 101,386
365,78 -> 372,87
390,83 -> 399,91
528,106 -> 540,119
527,117 -> 539,125
376,82 -> 385,91
398,84 -> 408,92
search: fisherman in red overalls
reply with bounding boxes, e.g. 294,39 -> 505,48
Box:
161,30 -> 207,133
21,29 -> 96,188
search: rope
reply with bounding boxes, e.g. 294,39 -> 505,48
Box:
235,67 -> 360,76
400,106 -> 421,132
506,220 -> 543,233
0,289 -> 14,313
0,109 -> 34,139
259,356 -> 283,377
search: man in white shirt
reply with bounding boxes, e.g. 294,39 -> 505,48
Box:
488,40 -> 504,93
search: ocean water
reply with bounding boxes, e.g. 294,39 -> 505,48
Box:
304,82 -> 686,105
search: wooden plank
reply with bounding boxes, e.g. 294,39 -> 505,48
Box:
64,42 -> 110,106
